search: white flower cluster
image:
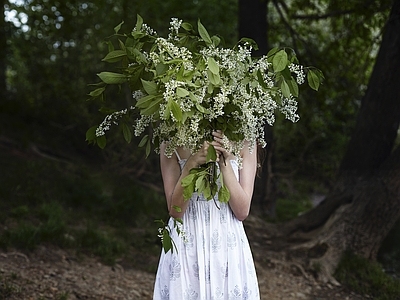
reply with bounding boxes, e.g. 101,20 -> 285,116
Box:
134,23 -> 157,36
97,17 -> 305,159
151,37 -> 193,71
168,18 -> 182,40
95,108 -> 130,137
289,63 -> 305,85
279,96 -> 299,122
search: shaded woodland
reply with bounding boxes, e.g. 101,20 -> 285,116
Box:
1,0 -> 400,298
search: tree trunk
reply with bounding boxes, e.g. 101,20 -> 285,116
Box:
238,0 -> 268,56
0,0 -> 7,102
273,0 -> 400,283
238,0 -> 278,215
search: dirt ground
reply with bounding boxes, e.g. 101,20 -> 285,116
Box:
0,216 -> 369,300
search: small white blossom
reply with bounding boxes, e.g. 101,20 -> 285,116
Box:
95,108 -> 129,137
168,18 -> 182,40
289,63 -> 305,85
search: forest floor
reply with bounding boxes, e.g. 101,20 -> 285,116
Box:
0,216 -> 369,300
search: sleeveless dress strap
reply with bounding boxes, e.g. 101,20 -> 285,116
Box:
174,149 -> 182,161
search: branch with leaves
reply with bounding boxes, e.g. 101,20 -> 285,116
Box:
86,15 -> 323,252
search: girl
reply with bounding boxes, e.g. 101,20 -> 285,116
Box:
153,130 -> 260,299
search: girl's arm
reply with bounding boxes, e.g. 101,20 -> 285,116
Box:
159,142 -> 209,219
212,132 -> 258,221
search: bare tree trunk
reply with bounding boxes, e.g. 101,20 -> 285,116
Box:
238,0 -> 279,215
0,0 -> 7,102
290,147 -> 400,284
238,0 -> 268,56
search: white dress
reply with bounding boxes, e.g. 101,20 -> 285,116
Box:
153,153 -> 260,300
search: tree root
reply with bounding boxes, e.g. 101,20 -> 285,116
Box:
1,251 -> 30,263
266,257 -> 317,284
288,224 -> 346,286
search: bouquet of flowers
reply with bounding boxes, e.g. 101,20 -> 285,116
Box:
86,15 -> 323,251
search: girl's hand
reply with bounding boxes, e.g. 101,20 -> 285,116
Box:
186,141 -> 211,168
211,130 -> 235,164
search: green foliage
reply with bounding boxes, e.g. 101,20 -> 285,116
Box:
274,197 -> 313,222
74,224 -> 127,265
335,251 -> 400,300
181,161 -> 223,202
0,148 -> 164,265
265,0 -> 392,195
87,15 -> 322,151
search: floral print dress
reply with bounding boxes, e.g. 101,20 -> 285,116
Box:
153,154 -> 260,300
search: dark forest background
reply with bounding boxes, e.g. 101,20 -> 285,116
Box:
1,0 -> 400,297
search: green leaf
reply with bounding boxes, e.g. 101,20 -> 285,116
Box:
207,57 -> 219,75
138,134 -> 149,147
280,66 -> 292,80
145,139 -> 151,157
118,39 -> 126,51
183,182 -> 195,200
280,80 -> 291,98
172,205 -> 182,213
170,100 -> 183,122
197,19 -> 212,45
156,63 -> 168,76
164,100 -> 171,119
162,230 -> 172,253
287,78 -> 299,97
121,123 -> 132,143
97,72 -> 128,84
182,172 -> 196,200
195,175 -> 206,193
182,173 -> 196,187
88,87 -> 105,98
272,50 -> 288,72
207,70 -> 221,86
131,31 -> 146,39
176,87 -> 189,98
85,126 -> 97,142
136,94 -> 156,108
135,14 -> 143,31
195,102 -> 209,114
218,185 -> 230,203
114,21 -> 124,34
266,47 -> 279,58
141,79 -> 158,95
202,181 -> 212,200
196,57 -> 206,71
141,97 -> 162,115
307,69 -> 321,91
211,35 -> 221,47
181,22 -> 193,31
97,135 -> 107,149
102,50 -> 126,63
207,145 -> 217,162
131,48 -> 148,63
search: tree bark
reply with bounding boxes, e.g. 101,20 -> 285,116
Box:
238,0 -> 268,56
0,0 -> 7,102
238,0 -> 279,215
339,0 -> 400,176
271,0 -> 400,283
